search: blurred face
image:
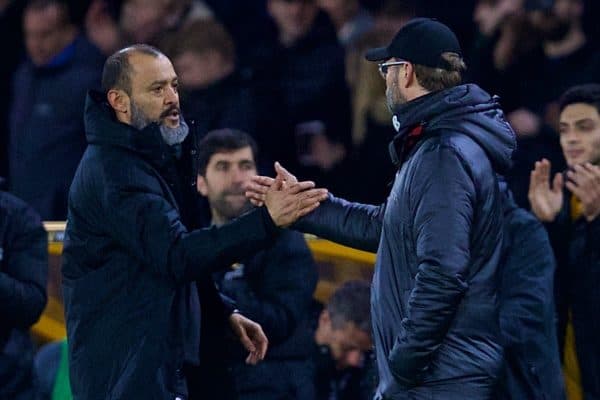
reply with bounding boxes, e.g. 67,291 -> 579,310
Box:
120,0 -> 170,43
124,53 -> 181,130
268,0 -> 319,44
174,51 -> 229,90
317,0 -> 357,21
327,320 -> 372,369
197,147 -> 257,222
24,4 -> 77,66
559,103 -> 600,167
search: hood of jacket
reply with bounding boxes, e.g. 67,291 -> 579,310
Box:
391,84 -> 516,174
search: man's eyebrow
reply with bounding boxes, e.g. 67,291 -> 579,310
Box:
148,77 -> 178,87
574,118 -> 595,124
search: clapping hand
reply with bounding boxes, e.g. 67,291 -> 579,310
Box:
565,163 -> 600,221
528,159 -> 564,222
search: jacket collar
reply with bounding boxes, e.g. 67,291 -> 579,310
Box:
84,90 -> 174,169
387,84 -> 516,173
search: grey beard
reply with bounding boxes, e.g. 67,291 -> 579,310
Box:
129,101 -> 189,146
160,117 -> 189,146
386,84 -> 407,112
130,100 -> 153,130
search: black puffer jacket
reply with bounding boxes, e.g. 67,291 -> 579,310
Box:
0,190 -> 47,400
296,84 -> 515,399
62,92 -> 280,400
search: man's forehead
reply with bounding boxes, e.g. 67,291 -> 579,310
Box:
129,53 -> 176,83
560,103 -> 600,123
209,147 -> 255,163
25,3 -> 63,24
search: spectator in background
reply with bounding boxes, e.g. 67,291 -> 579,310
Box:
496,180 -> 565,400
505,0 -> 600,208
344,1 -> 414,203
505,0 -> 600,121
164,20 -> 281,171
317,0 -> 374,47
118,0 -> 212,46
529,83 -> 600,399
313,280 -> 374,400
196,129 -> 318,399
264,0 -> 353,189
469,0 -> 567,209
0,185 -> 48,400
84,0 -> 123,56
8,0 -> 104,220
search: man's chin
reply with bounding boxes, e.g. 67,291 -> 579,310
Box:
163,121 -> 180,129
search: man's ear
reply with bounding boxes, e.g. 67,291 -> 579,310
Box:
196,175 -> 208,196
107,89 -> 130,122
403,63 -> 414,88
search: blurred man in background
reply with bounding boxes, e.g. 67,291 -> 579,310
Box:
8,0 -> 104,220
529,83 -> 600,399
313,280 -> 374,400
197,129 -> 318,399
0,185 -> 48,400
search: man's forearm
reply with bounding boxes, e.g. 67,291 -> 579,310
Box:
293,195 -> 384,252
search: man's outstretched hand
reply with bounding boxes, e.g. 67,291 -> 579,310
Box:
246,162 -> 327,227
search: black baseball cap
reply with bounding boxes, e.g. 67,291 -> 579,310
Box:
365,18 -> 462,70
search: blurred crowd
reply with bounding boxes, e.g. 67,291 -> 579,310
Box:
2,0 -> 597,220
0,0 -> 599,399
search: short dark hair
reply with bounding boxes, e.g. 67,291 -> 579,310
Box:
101,44 -> 164,94
196,129 -> 259,176
327,280 -> 371,333
558,83 -> 600,114
414,52 -> 466,92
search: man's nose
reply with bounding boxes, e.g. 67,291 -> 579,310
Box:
230,167 -> 246,184
164,85 -> 178,105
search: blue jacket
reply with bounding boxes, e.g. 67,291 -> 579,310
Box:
0,190 -> 47,399
496,184 -> 565,399
62,92 -> 281,399
296,84 -> 516,399
8,35 -> 104,220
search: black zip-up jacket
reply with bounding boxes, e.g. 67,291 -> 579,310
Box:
62,92 -> 280,400
0,189 -> 47,399
296,84 -> 516,399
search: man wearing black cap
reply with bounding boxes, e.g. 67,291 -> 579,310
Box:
247,18 -> 516,399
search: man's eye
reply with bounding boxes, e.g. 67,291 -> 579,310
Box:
152,87 -> 163,94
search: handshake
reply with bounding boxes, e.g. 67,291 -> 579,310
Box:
244,162 -> 327,227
